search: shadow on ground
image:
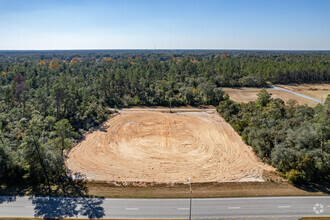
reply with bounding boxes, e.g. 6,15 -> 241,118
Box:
29,172 -> 105,218
295,181 -> 330,194
0,172 -> 105,218
0,195 -> 16,205
30,196 -> 104,218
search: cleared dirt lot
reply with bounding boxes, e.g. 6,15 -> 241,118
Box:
276,83 -> 330,102
67,111 -> 273,183
223,88 -> 319,107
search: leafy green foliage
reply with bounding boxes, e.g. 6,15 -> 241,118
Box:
256,89 -> 271,107
0,50 -> 329,187
217,91 -> 330,184
53,119 -> 77,157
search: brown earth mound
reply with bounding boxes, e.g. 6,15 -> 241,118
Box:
67,111 -> 273,183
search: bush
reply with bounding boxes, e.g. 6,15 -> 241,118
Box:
286,169 -> 305,184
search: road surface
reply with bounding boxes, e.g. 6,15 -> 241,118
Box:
0,196 -> 329,219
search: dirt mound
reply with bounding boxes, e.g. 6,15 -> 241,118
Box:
67,111 -> 273,183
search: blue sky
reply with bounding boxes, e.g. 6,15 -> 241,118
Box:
0,0 -> 329,50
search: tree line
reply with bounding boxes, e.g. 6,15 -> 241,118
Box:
217,89 -> 330,184
0,50 -> 329,189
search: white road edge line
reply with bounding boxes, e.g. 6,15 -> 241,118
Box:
125,208 -> 139,210
278,206 -> 291,208
228,207 -> 241,209
177,208 -> 189,210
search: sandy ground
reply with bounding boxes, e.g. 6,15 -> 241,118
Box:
222,88 -> 319,107
67,111 -> 273,183
126,105 -> 215,110
276,84 -> 330,102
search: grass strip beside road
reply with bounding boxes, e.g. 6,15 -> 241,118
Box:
299,217 -> 330,220
1,176 -> 329,198
87,181 -> 329,198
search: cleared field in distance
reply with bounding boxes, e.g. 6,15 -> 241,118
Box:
67,111 -> 273,183
276,83 -> 330,103
223,87 -> 320,107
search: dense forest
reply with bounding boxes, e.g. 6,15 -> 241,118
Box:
217,90 -> 330,183
0,50 -> 329,189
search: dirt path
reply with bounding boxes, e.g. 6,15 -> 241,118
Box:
67,111 -> 273,183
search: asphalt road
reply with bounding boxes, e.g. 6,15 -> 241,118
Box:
0,196 -> 329,219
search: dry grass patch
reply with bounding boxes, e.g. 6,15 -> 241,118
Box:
87,181 -> 328,198
276,84 -> 330,102
222,88 -> 319,107
299,217 -> 330,220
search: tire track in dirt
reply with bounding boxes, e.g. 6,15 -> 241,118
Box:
67,111 -> 274,183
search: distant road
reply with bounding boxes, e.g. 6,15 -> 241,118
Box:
110,85 -> 324,112
0,196 -> 329,219
269,84 -> 324,104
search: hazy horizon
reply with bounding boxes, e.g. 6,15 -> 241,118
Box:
1,49 -> 330,52
1,0 -> 330,50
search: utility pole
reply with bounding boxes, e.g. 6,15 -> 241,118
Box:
170,98 -> 172,113
189,178 -> 192,220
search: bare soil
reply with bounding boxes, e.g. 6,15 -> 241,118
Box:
222,88 -> 319,107
126,105 -> 215,110
67,111 -> 273,184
